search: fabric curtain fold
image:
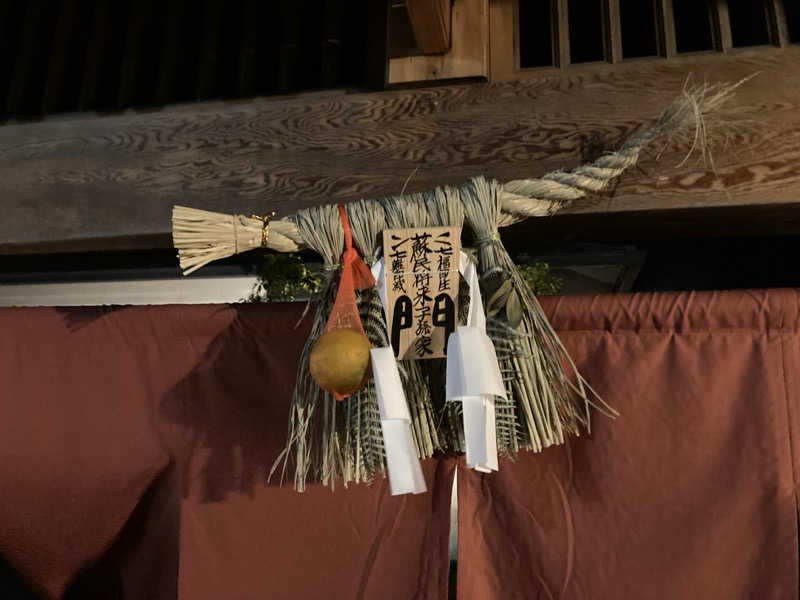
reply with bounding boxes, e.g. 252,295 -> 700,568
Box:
1,289 -> 800,600
0,303 -> 454,600
456,289 -> 800,600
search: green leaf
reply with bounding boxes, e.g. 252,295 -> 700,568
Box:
517,262 -> 562,296
486,278 -> 512,315
506,289 -> 523,328
480,272 -> 504,301
245,253 -> 323,302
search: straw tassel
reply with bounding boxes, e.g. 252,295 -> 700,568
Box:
173,206 -> 308,274
171,206 -> 269,274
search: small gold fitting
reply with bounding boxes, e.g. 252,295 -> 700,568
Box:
251,211 -> 277,248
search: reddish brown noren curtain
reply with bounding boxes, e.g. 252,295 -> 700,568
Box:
458,290 -> 800,599
0,290 -> 799,599
0,304 -> 454,600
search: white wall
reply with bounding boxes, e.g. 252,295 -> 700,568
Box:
0,276 -> 259,306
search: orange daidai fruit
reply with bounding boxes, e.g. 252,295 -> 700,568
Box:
309,328 -> 371,398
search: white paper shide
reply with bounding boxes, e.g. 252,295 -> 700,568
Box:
370,250 -> 506,495
445,252 -> 505,473
370,347 -> 427,495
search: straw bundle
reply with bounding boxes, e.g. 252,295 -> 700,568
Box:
463,177 -> 616,454
346,199 -> 442,459
378,185 -> 469,453
172,206 -> 305,275
171,80 -> 749,490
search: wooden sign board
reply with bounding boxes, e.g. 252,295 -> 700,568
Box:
382,226 -> 461,359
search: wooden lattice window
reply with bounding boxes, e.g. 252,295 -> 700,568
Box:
513,0 -> 795,72
0,0 -> 379,123
785,1 -> 800,42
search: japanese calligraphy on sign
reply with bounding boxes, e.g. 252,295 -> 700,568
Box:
382,226 -> 461,360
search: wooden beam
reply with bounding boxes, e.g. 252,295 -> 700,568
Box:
42,0 -> 77,115
9,201 -> 800,257
1,46 -> 799,253
364,0 -> 389,89
605,0 -> 623,63
657,0 -> 678,58
237,0 -> 259,96
768,0 -> 791,47
501,203 -> 800,243
406,0 -> 452,54
196,0 -> 224,99
388,0 -> 488,83
0,1 -> 12,121
321,0 -> 344,87
278,0 -> 302,92
117,1 -> 150,108
5,2 -> 44,119
555,0 -> 570,67
79,0 -> 111,111
155,0 -> 185,105
489,0 -> 517,81
713,0 -> 734,53
388,1 -> 421,59
0,235 -> 174,257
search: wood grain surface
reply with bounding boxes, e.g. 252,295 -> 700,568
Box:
388,0 -> 488,83
1,46 -> 799,253
405,0 -> 452,54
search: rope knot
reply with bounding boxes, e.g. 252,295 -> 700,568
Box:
474,232 -> 501,246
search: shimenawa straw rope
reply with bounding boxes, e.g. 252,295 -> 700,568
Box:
173,80 -> 750,272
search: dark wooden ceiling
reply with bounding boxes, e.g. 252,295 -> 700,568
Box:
0,0 -> 379,123
0,0 -> 799,258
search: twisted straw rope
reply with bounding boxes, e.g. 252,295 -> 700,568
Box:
262,80 -> 743,251
175,79 -> 749,270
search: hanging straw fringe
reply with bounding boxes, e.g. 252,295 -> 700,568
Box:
172,79 -> 750,269
378,184 -> 469,453
176,79 -> 748,490
463,176 -> 617,455
346,200 -> 442,459
274,188 -> 472,491
269,204 -> 343,491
